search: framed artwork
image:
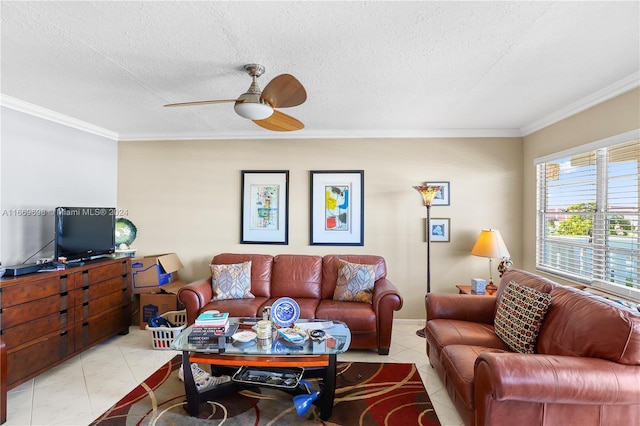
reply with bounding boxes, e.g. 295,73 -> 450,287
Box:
426,181 -> 450,206
241,170 -> 289,244
310,170 -> 364,246
429,218 -> 450,242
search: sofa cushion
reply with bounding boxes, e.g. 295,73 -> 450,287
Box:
316,299 -> 376,332
333,260 -> 376,303
210,261 -> 255,300
441,345 -> 510,409
199,298 -> 268,318
494,280 -> 552,354
537,286 -> 640,365
425,319 -> 511,361
271,255 -> 322,298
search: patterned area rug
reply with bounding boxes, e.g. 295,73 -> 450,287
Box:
90,355 -> 440,425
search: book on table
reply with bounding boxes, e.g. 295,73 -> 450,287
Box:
194,311 -> 229,327
192,321 -> 230,334
187,323 -> 239,346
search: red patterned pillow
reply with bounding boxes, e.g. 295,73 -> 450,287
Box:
494,280 -> 552,353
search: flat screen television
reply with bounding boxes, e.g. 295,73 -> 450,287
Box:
54,207 -> 116,262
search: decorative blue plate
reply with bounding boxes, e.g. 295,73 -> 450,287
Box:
270,297 -> 300,327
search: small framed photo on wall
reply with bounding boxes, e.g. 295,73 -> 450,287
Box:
426,181 -> 450,206
429,218 -> 450,242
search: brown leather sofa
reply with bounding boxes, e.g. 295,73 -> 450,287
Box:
177,253 -> 403,354
425,269 -> 640,426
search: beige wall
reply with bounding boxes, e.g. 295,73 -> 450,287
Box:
521,88 -> 640,282
118,137 -> 522,319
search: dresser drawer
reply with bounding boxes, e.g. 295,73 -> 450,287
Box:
2,311 -> 72,348
7,330 -> 74,387
74,290 -> 127,322
1,293 -> 71,329
74,261 -> 128,287
0,275 -> 71,308
76,305 -> 128,347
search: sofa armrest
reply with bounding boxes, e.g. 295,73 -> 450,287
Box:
475,352 -> 640,405
177,278 -> 213,325
372,278 -> 403,311
426,293 -> 496,324
372,278 -> 403,354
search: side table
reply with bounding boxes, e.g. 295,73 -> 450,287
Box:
455,284 -> 497,296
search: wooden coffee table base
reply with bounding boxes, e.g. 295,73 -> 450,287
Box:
183,352 -> 337,420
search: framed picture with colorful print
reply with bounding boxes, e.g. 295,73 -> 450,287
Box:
310,170 -> 364,246
241,170 -> 289,244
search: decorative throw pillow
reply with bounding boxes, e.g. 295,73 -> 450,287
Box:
333,260 -> 376,304
210,261 -> 255,301
494,280 -> 552,354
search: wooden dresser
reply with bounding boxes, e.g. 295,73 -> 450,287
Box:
0,257 -> 131,404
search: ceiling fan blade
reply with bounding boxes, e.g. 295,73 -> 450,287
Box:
261,74 -> 307,109
164,99 -> 237,107
253,110 -> 304,132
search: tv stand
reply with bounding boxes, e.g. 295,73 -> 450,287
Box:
0,257 -> 131,409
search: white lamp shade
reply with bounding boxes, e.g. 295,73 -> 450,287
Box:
234,102 -> 274,120
471,229 -> 510,259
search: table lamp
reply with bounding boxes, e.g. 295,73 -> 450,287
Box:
470,229 -> 510,293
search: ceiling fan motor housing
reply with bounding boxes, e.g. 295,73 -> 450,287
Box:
234,93 -> 273,120
233,63 -> 274,120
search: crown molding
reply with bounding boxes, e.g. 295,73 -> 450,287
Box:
118,127 -> 522,142
0,94 -> 119,141
520,73 -> 640,136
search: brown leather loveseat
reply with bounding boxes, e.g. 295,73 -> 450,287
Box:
177,253 -> 403,354
425,269 -> 640,426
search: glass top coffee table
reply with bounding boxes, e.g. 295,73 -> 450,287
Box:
171,318 -> 351,420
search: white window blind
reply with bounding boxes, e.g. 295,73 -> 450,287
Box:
536,131 -> 640,301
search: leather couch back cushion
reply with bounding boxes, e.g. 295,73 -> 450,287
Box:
321,255 -> 387,300
496,270 -> 557,317
271,254 -> 322,298
211,253 -> 273,298
537,286 -> 640,365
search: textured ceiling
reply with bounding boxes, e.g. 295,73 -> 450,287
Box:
1,1 -> 638,141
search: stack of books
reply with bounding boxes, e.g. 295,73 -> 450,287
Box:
188,311 -> 230,345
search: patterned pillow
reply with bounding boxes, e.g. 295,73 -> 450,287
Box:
333,260 -> 376,304
494,280 -> 552,353
210,261 -> 255,301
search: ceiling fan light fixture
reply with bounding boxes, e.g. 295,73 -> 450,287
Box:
234,101 -> 274,120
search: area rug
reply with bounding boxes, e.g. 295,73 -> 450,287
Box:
90,355 -> 440,426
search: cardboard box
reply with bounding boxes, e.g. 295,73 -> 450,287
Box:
139,293 -> 180,329
131,253 -> 184,294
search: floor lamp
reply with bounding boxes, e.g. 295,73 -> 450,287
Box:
413,185 -> 442,338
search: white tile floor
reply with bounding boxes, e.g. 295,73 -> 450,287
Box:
5,320 -> 463,426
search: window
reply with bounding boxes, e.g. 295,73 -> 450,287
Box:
536,130 -> 640,302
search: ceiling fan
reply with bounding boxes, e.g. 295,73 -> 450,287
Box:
164,64 -> 307,132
